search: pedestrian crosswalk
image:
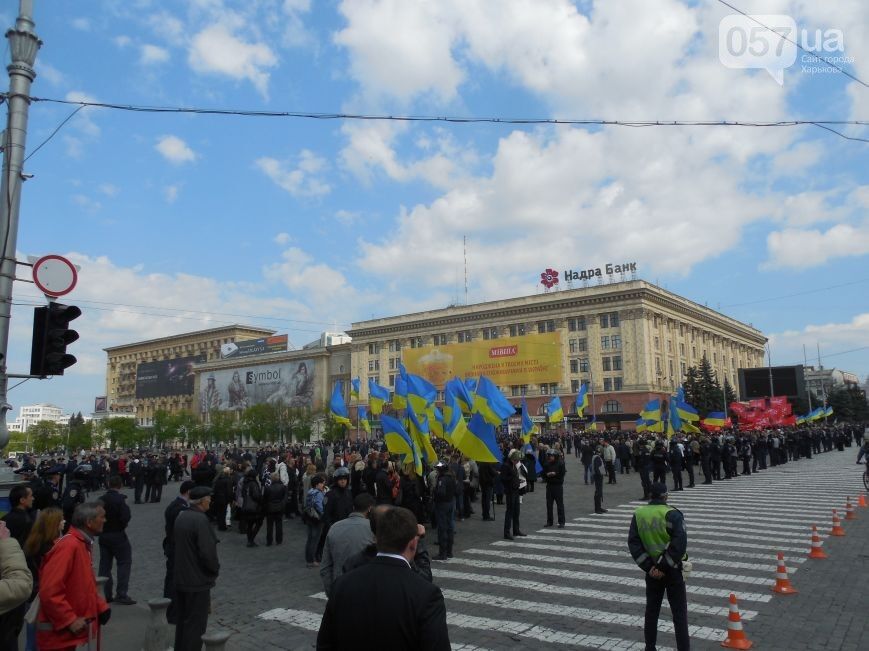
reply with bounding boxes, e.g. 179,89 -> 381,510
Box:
257,454 -> 863,649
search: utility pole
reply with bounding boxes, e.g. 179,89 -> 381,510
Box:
0,1 -> 41,449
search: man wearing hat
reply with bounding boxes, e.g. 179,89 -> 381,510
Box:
173,486 -> 220,651
432,461 -> 456,561
542,449 -> 566,528
627,482 -> 689,651
501,449 -> 527,540
163,480 -> 196,624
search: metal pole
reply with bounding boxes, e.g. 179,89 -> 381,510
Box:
766,343 -> 775,398
803,344 -> 813,411
0,1 -> 41,449
588,359 -> 596,434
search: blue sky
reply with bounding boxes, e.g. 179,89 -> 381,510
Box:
3,0 -> 868,418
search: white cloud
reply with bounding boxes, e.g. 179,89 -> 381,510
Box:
274,232 -> 292,245
36,62 -> 65,86
71,194 -> 102,213
765,224 -> 869,269
163,185 -> 181,203
113,35 -> 132,48
256,150 -> 331,197
188,23 -> 278,97
769,312 -> 869,369
334,210 -> 360,224
771,141 -> 825,177
71,17 -> 91,31
63,136 -> 83,159
155,135 -> 198,165
263,247 -> 361,313
146,11 -> 186,47
98,183 -> 119,197
65,91 -> 101,137
140,44 -> 170,65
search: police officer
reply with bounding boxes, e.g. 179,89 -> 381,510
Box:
129,454 -> 144,504
591,446 -> 607,514
627,482 -> 689,651
432,461 -> 456,561
542,449 -> 566,528
635,439 -> 652,500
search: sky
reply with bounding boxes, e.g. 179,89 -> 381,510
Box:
1,0 -> 868,419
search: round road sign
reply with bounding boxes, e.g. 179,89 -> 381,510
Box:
32,255 -> 78,297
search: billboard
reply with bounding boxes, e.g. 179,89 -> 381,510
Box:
201,359 -> 315,414
738,365 -> 806,400
94,396 -> 107,412
402,333 -> 562,387
220,334 -> 288,360
136,354 -> 206,399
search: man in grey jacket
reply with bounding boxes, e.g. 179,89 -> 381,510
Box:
320,493 -> 375,596
173,486 -> 220,651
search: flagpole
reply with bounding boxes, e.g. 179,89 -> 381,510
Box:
588,361 -> 596,434
817,342 -> 828,423
803,344 -> 813,412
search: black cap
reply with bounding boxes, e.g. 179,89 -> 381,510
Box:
650,482 -> 669,498
189,486 -> 213,500
180,480 -> 197,495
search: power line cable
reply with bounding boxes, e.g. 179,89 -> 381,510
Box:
715,0 -> 869,90
17,95 -> 869,144
23,105 -> 83,162
723,277 -> 869,308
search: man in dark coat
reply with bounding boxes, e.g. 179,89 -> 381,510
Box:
317,506 -> 449,651
2,485 -> 33,547
173,486 -> 220,651
98,475 -> 135,605
542,449 -> 566,528
163,480 -> 195,624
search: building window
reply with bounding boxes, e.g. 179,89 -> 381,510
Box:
457,330 -> 473,343
368,343 -> 380,355
511,385 -> 528,397
654,336 -> 660,350
388,358 -> 397,370
568,316 -> 587,331
368,359 -> 379,372
508,323 -> 526,337
577,338 -> 588,352
603,399 -> 621,413
611,335 -> 621,349
602,357 -> 612,371
388,340 -> 401,352
599,314 -> 609,328
713,352 -> 717,363
680,343 -> 685,355
655,357 -> 662,374
388,374 -> 395,387
610,312 -> 620,328
667,340 -> 672,353
603,378 -> 612,391
569,339 -> 577,354
692,346 -> 696,358
433,333 -> 447,346
570,379 -> 580,392
669,359 -> 674,378
612,355 -> 622,371
680,362 -> 687,375
570,359 -> 579,373
482,327 -> 498,340
537,320 -> 555,333
579,358 -> 590,373
601,336 -> 610,350
613,377 -> 623,391
409,336 -> 423,348
540,384 -> 550,395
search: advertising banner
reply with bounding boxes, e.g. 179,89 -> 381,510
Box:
402,333 -> 562,387
136,354 -> 206,399
94,396 -> 107,412
220,334 -> 288,359
200,359 -> 315,415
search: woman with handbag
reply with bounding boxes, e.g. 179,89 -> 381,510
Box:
241,469 -> 263,547
22,508 -> 64,651
304,476 -> 326,568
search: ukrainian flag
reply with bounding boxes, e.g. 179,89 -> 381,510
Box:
444,385 -> 469,443
406,373 -> 437,415
823,405 -> 833,418
350,377 -> 360,401
668,401 -> 682,438
381,414 -> 421,475
473,376 -> 515,425
640,399 -> 662,422
329,381 -> 352,427
393,376 -> 408,411
446,377 -> 475,414
368,378 -> 390,415
358,405 -> 371,434
704,411 -> 728,427
430,404 -> 446,440
408,404 -> 437,465
636,417 -> 648,433
675,400 -> 700,422
575,383 -> 589,417
521,397 -> 538,444
451,413 -> 501,463
547,395 -> 564,423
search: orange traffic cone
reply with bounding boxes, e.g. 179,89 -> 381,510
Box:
721,593 -> 753,649
858,493 -> 868,508
845,498 -> 857,520
771,552 -> 798,595
808,525 -> 827,559
831,509 -> 846,536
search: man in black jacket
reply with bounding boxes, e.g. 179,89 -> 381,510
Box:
1,485 -> 33,547
431,461 -> 456,561
318,506 -> 449,651
98,475 -> 135,605
163,480 -> 195,624
542,449 -> 566,528
477,462 -> 497,521
174,486 -> 220,651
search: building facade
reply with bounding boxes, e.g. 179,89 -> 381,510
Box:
804,366 -> 860,403
347,280 -> 767,430
103,325 -> 276,425
8,403 -> 71,432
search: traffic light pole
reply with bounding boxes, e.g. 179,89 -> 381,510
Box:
0,1 -> 41,449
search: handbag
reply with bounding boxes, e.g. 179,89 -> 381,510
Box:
24,596 -> 39,625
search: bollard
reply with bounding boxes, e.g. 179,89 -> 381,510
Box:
201,628 -> 233,651
143,598 -> 172,651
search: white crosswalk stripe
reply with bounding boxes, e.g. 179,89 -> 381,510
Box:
256,452 -> 856,648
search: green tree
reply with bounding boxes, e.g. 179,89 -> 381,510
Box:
828,385 -> 869,422
285,406 -> 313,443
682,366 -> 700,408
203,411 -> 234,447
68,420 -> 93,452
152,410 -> 176,447
174,412 -> 199,447
102,417 -> 142,450
723,376 -> 736,407
29,421 -> 62,454
321,413 -> 347,444
243,403 -> 278,444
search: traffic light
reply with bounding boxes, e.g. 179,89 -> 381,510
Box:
30,303 -> 81,376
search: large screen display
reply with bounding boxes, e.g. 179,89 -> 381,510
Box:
136,354 -> 206,399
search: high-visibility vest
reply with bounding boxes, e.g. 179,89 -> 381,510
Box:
634,503 -> 673,560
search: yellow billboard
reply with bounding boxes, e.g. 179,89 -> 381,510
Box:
402,333 -> 562,387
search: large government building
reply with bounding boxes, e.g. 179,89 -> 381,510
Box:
101,279 -> 766,431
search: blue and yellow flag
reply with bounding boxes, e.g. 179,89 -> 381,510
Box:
350,377 -> 360,401
640,399 -> 661,422
446,377 -> 475,414
380,414 -> 421,475
408,404 -> 437,465
368,378 -> 390,415
329,381 -> 352,427
406,373 -> 437,415
668,400 -> 682,438
704,411 -> 727,427
393,376 -> 408,411
520,397 -> 538,444
636,417 -> 648,433
473,375 -> 516,425
430,404 -> 445,440
444,385 -> 469,443
823,405 -> 833,418
547,395 -> 564,423
675,399 -> 700,422
357,405 -> 371,434
575,383 -> 589,417
451,413 -> 501,463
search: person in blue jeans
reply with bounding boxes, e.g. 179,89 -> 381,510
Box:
304,476 -> 325,567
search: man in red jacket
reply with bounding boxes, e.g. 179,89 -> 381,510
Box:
37,502 -> 111,651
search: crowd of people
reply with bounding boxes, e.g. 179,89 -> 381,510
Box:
0,419 -> 864,649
